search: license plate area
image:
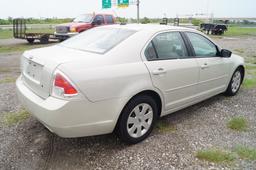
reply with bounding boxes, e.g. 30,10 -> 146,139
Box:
23,59 -> 43,83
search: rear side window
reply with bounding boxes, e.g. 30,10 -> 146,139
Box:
105,15 -> 114,24
186,32 -> 217,57
145,32 -> 188,60
61,28 -> 136,54
145,42 -> 157,60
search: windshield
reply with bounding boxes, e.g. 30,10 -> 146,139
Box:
60,28 -> 136,54
73,14 -> 93,23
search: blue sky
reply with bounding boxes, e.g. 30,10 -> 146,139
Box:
0,0 -> 255,19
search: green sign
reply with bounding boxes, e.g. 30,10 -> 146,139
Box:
102,0 -> 111,8
118,0 -> 129,8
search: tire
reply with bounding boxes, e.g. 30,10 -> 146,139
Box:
27,38 -> 35,44
116,95 -> 158,144
39,35 -> 49,44
225,68 -> 243,96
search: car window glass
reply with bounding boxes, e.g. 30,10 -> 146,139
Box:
105,15 -> 114,24
151,32 -> 188,60
94,15 -> 104,25
186,32 -> 217,57
61,28 -> 136,54
145,42 -> 157,60
73,14 -> 93,23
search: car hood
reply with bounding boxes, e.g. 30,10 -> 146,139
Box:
57,22 -> 91,27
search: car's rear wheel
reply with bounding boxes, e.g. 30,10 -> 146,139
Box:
225,68 -> 243,96
116,95 -> 158,144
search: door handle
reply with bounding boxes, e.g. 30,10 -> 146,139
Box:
201,63 -> 209,69
152,68 -> 166,75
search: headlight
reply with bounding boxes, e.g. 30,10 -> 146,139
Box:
70,27 -> 77,32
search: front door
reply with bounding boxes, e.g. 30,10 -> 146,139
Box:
185,32 -> 229,98
144,31 -> 199,112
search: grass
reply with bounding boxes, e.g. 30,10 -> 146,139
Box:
0,43 -> 52,53
243,78 -> 256,89
0,28 -> 54,39
3,110 -> 30,126
234,146 -> 256,160
245,64 -> 256,70
196,149 -> 236,163
0,67 -> 12,73
156,120 -> 176,133
242,64 -> 256,89
0,29 -> 13,39
0,77 -> 16,84
227,117 -> 248,131
234,49 -> 245,53
225,27 -> 256,37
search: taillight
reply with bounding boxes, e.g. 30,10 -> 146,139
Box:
52,72 -> 78,97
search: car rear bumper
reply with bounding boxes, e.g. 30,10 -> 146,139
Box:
16,76 -> 120,138
54,32 -> 78,39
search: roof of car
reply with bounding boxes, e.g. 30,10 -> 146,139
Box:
102,24 -> 195,32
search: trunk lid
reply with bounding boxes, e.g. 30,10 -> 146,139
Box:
21,45 -> 101,99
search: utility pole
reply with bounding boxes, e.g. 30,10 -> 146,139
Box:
137,0 -> 140,23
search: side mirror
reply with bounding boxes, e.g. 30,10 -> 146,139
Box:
220,49 -> 232,58
92,19 -> 102,25
96,19 -> 102,25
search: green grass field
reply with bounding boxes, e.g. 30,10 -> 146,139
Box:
225,27 -> 256,36
0,28 -> 54,39
0,43 -> 54,53
0,29 -> 13,39
243,65 -> 256,89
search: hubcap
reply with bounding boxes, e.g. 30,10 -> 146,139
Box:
231,71 -> 241,93
127,103 -> 153,138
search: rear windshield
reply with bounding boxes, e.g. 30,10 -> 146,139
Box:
60,28 -> 136,54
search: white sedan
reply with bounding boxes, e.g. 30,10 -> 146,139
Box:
16,24 -> 244,144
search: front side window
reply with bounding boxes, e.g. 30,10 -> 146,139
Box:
186,32 -> 218,57
61,28 -> 136,54
145,32 -> 188,60
94,15 -> 104,25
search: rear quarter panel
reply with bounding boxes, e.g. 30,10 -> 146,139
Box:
58,62 -> 153,102
57,28 -> 165,116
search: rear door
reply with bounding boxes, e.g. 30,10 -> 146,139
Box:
144,31 -> 199,112
184,32 -> 229,98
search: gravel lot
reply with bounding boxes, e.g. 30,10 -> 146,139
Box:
0,37 -> 256,170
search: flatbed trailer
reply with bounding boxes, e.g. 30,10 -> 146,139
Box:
13,18 -> 57,44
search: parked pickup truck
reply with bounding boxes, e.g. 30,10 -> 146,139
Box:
55,13 -> 115,41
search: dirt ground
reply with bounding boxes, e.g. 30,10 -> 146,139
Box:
0,37 -> 256,170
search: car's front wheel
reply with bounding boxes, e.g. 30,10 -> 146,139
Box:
116,95 -> 158,144
225,68 -> 243,96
